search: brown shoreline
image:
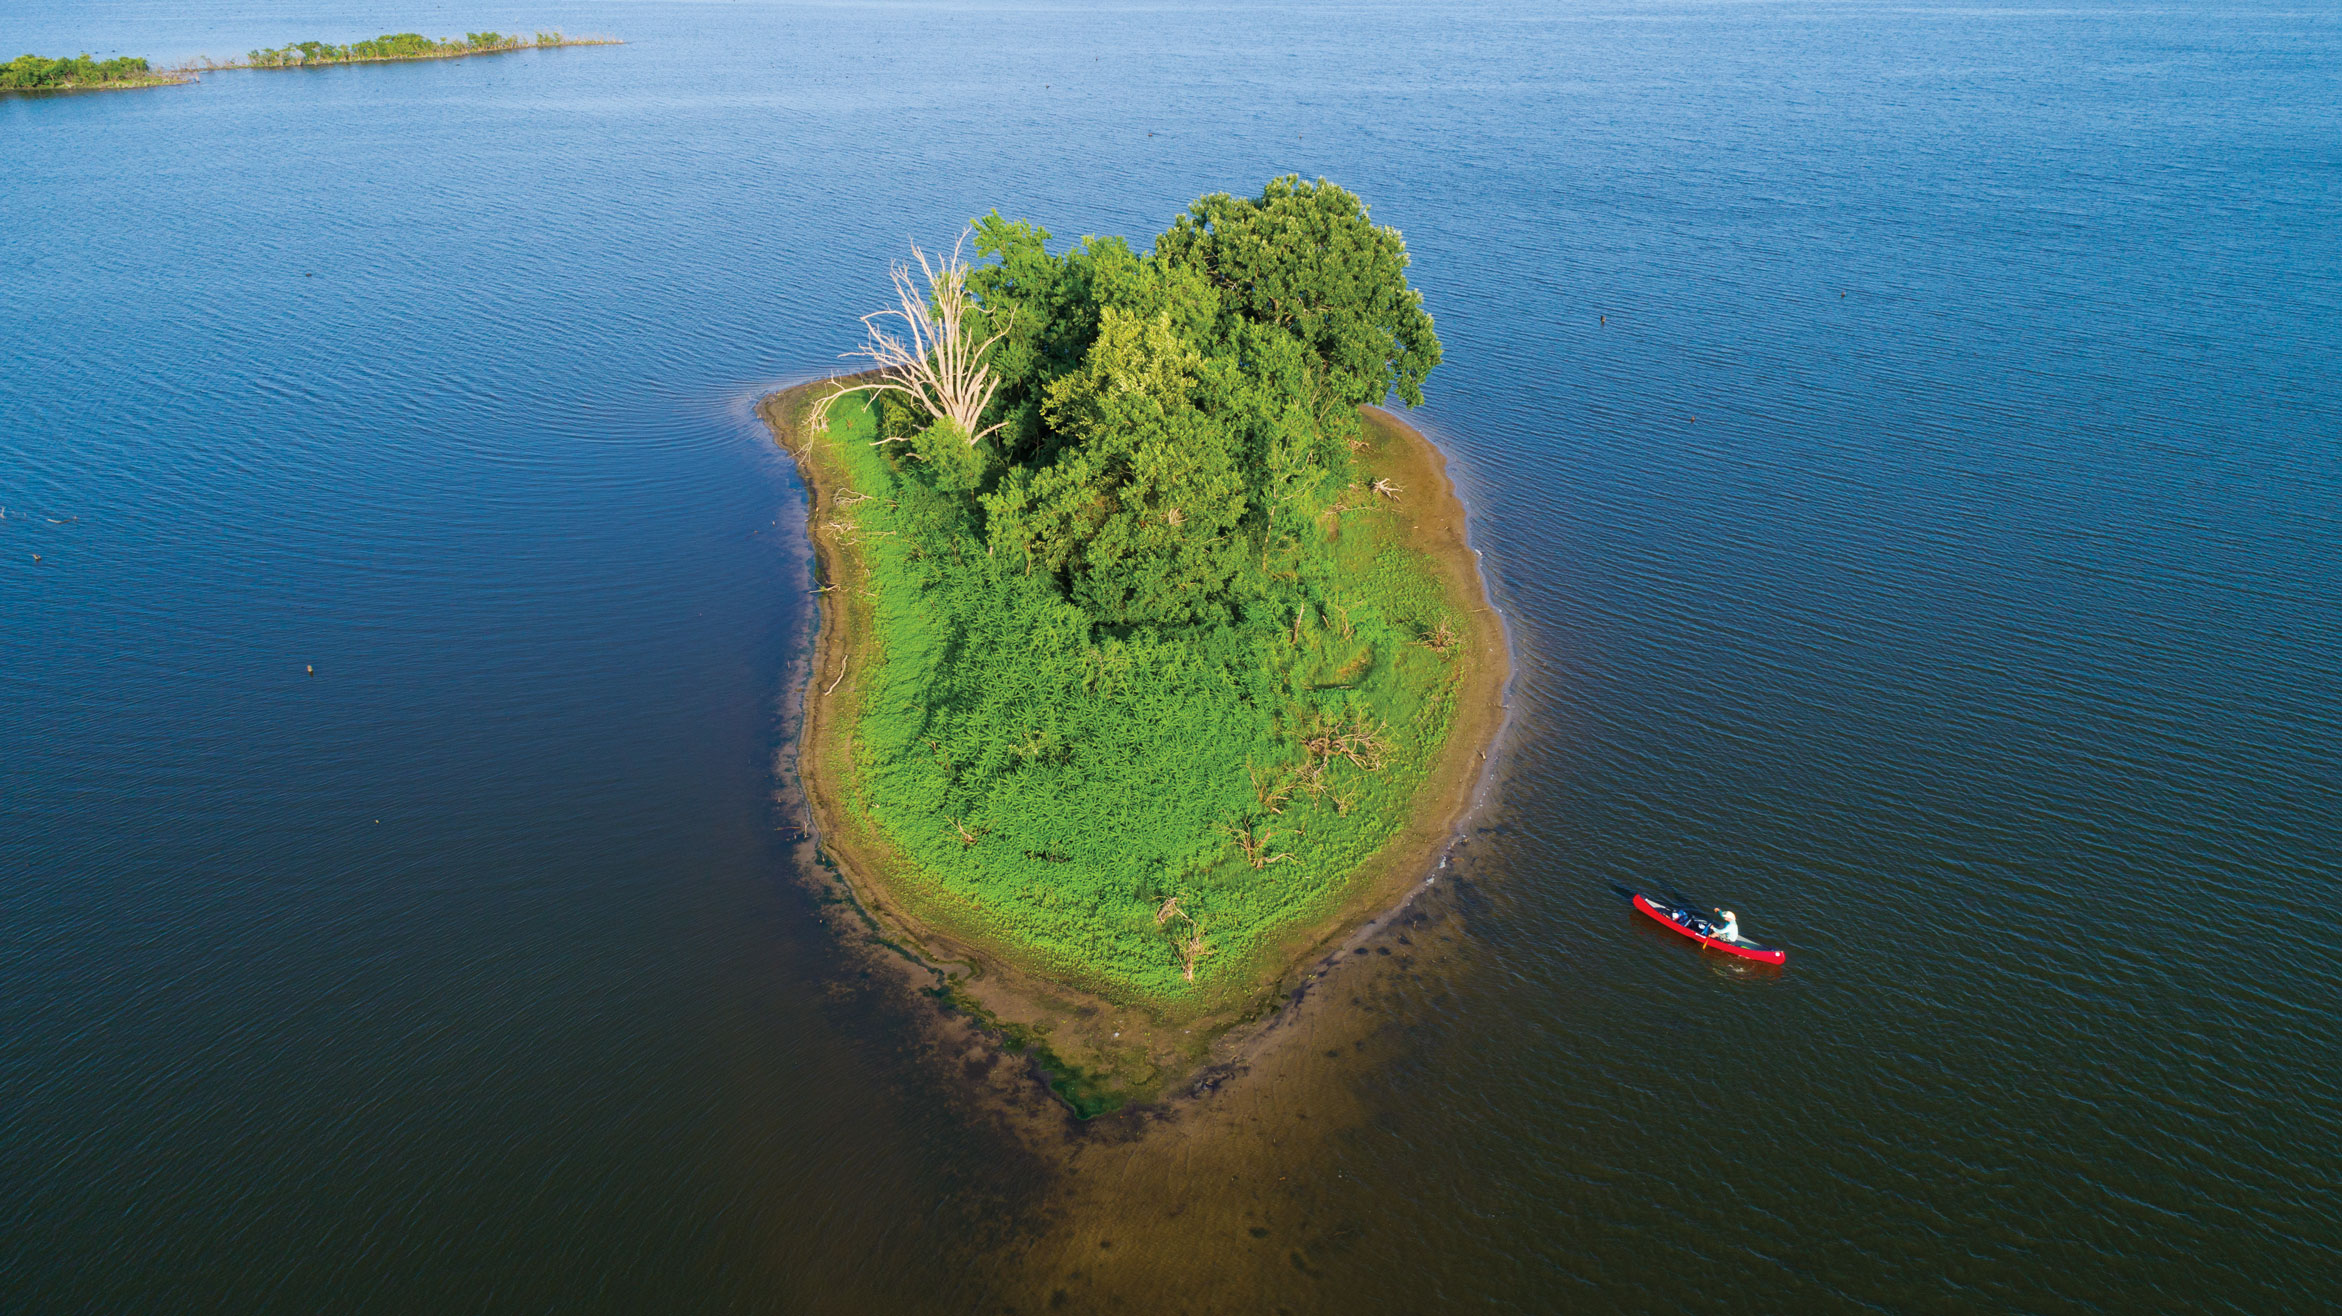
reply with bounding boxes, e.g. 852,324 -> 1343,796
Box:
0,74 -> 193,95
758,378 -> 1510,1109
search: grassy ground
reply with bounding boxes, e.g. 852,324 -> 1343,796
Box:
787,387 -> 1499,1019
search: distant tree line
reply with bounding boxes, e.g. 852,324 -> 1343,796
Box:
241,31 -> 576,68
0,53 -> 169,89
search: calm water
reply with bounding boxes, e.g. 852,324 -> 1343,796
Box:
5,1 -> 2338,1310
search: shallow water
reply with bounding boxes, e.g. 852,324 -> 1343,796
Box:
4,1 -> 2338,1310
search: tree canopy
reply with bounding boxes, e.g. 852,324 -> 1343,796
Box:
865,175 -> 1441,631
1,53 -> 162,89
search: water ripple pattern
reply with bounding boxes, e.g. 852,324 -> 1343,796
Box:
3,1 -> 2336,1311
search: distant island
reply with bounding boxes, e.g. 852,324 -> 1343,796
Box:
762,178 -> 1507,1114
3,31 -> 619,96
212,31 -> 620,72
1,54 -> 189,93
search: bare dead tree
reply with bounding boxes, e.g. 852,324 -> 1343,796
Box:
1421,618 -> 1461,655
823,232 -> 1011,447
1371,477 -> 1403,501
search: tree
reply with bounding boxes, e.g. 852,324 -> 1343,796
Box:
827,234 -> 1012,455
983,309 -> 1252,626
1155,175 -> 1442,410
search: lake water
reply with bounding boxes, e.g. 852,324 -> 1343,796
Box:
4,1 -> 2338,1310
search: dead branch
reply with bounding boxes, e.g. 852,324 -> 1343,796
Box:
1300,714 -> 1388,773
1371,477 -> 1403,501
1152,896 -> 1215,981
1179,921 -> 1213,981
1249,761 -> 1291,815
1293,760 -> 1329,800
1421,618 -> 1461,655
1225,821 -> 1295,870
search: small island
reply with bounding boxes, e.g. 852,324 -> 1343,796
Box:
1,54 -> 190,93
4,32 -> 619,96
219,31 -> 619,71
764,178 -> 1507,1114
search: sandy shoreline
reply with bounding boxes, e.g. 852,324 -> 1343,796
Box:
758,378 -> 1510,1110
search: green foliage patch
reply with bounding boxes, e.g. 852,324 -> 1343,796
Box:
240,31 -> 575,68
816,179 -> 1465,1004
1,53 -> 168,90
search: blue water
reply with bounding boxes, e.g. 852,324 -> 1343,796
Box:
4,1 -> 2338,1310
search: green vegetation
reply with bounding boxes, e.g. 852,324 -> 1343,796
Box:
0,53 -> 183,91
806,177 -> 1476,1005
2,30 -> 616,91
238,30 -> 602,69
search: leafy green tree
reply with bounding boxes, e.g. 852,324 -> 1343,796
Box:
2,53 -> 159,87
983,309 -> 1252,626
1155,175 -> 1441,410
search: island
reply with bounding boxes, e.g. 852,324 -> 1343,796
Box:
1,54 -> 190,93
219,31 -> 619,71
761,178 -> 1508,1114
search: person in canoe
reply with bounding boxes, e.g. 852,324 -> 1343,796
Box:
1710,908 -> 1742,943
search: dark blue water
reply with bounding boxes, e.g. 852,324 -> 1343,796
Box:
5,2 -> 2338,1310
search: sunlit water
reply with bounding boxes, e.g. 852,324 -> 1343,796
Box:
4,1 -> 2337,1310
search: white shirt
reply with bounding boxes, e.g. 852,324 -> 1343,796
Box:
1713,914 -> 1741,942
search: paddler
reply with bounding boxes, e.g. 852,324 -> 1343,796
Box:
1711,908 -> 1742,943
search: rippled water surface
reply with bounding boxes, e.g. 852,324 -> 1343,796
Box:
5,1 -> 2338,1310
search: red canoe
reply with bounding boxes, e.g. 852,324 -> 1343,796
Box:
1632,893 -> 1787,965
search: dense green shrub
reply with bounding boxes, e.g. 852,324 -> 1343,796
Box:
1,53 -> 158,89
